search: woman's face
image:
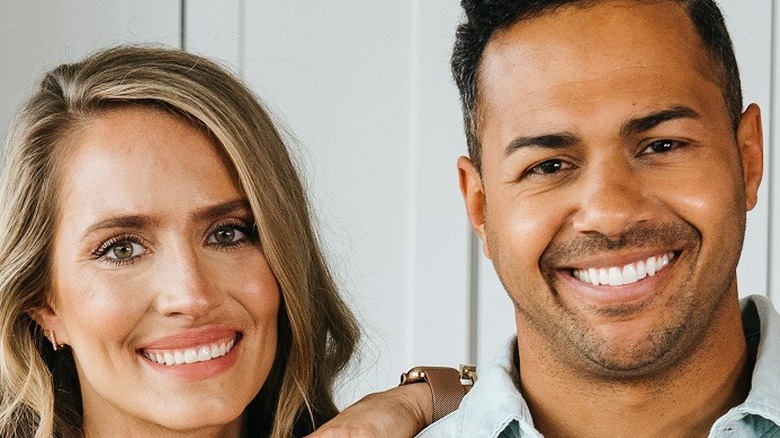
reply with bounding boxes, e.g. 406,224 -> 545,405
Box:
39,106 -> 280,436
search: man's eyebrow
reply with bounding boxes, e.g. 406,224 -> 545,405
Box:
620,106 -> 701,137
505,133 -> 580,157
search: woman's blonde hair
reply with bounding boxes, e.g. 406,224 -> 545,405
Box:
0,45 -> 359,437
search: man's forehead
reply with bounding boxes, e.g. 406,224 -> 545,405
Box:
483,1 -> 706,74
470,0 -> 732,155
476,0 -> 720,126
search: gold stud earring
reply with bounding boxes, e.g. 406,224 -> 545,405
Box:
44,329 -> 66,351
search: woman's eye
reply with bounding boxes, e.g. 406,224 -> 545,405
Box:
105,240 -> 146,261
528,159 -> 571,175
208,225 -> 248,246
642,139 -> 681,155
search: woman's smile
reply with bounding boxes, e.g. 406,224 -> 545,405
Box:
137,328 -> 243,380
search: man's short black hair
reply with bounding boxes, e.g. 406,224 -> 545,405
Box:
452,0 -> 743,172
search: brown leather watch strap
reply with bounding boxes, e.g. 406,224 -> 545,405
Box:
400,366 -> 468,422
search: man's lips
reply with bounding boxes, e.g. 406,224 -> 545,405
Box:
568,251 -> 678,287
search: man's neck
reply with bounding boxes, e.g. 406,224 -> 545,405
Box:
516,297 -> 752,438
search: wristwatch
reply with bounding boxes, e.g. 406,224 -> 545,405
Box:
399,365 -> 477,422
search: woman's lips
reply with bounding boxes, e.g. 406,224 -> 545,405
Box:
137,327 -> 242,367
137,331 -> 243,380
141,334 -> 238,366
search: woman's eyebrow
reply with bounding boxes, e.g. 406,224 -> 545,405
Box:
192,199 -> 252,222
81,199 -> 251,238
82,215 -> 155,237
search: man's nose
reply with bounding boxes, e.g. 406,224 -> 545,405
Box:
570,160 -> 654,238
154,246 -> 223,320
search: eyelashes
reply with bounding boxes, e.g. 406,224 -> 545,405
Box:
90,219 -> 259,267
205,219 -> 258,250
91,234 -> 148,266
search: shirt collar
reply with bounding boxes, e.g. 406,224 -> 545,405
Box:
738,295 -> 780,426
457,337 -> 540,437
455,295 -> 780,436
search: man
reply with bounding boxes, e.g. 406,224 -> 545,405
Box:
313,1 -> 778,437
416,0 -> 779,437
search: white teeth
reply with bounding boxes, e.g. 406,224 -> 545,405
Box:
637,260 -> 647,279
608,267 -> 621,286
622,264 -> 637,283
588,268 -> 599,286
599,269 -> 609,285
572,252 -> 675,287
143,336 -> 237,366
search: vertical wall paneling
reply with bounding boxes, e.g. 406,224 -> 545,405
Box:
0,0 -> 180,147
240,1 -> 416,405
468,232 -> 481,363
180,0 -> 187,50
772,0 -> 780,304
408,0 -> 470,371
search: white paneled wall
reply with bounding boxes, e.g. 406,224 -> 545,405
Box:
0,0 -> 776,407
0,1 -> 180,137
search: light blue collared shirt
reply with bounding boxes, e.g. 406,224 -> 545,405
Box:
417,295 -> 780,437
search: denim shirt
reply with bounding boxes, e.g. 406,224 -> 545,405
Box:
417,295 -> 780,438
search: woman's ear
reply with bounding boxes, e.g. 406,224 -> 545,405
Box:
27,303 -> 70,349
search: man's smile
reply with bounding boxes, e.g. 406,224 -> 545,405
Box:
571,251 -> 677,287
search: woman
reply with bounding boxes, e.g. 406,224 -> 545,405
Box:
0,45 -> 359,437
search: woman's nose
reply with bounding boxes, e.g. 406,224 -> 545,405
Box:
153,246 -> 223,320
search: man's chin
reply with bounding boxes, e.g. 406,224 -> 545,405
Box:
564,318 -> 695,381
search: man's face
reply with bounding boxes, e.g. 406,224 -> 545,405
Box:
461,1 -> 763,378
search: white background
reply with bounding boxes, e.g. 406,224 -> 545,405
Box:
0,0 -> 776,405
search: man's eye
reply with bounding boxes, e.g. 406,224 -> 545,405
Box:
642,140 -> 681,154
208,225 -> 248,246
528,159 -> 571,175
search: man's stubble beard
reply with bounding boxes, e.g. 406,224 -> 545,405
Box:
486,217 -> 740,383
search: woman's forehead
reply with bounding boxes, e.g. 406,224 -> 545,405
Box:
54,106 -> 246,235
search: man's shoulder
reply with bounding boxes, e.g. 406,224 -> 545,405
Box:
416,336 -> 538,438
736,295 -> 780,431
